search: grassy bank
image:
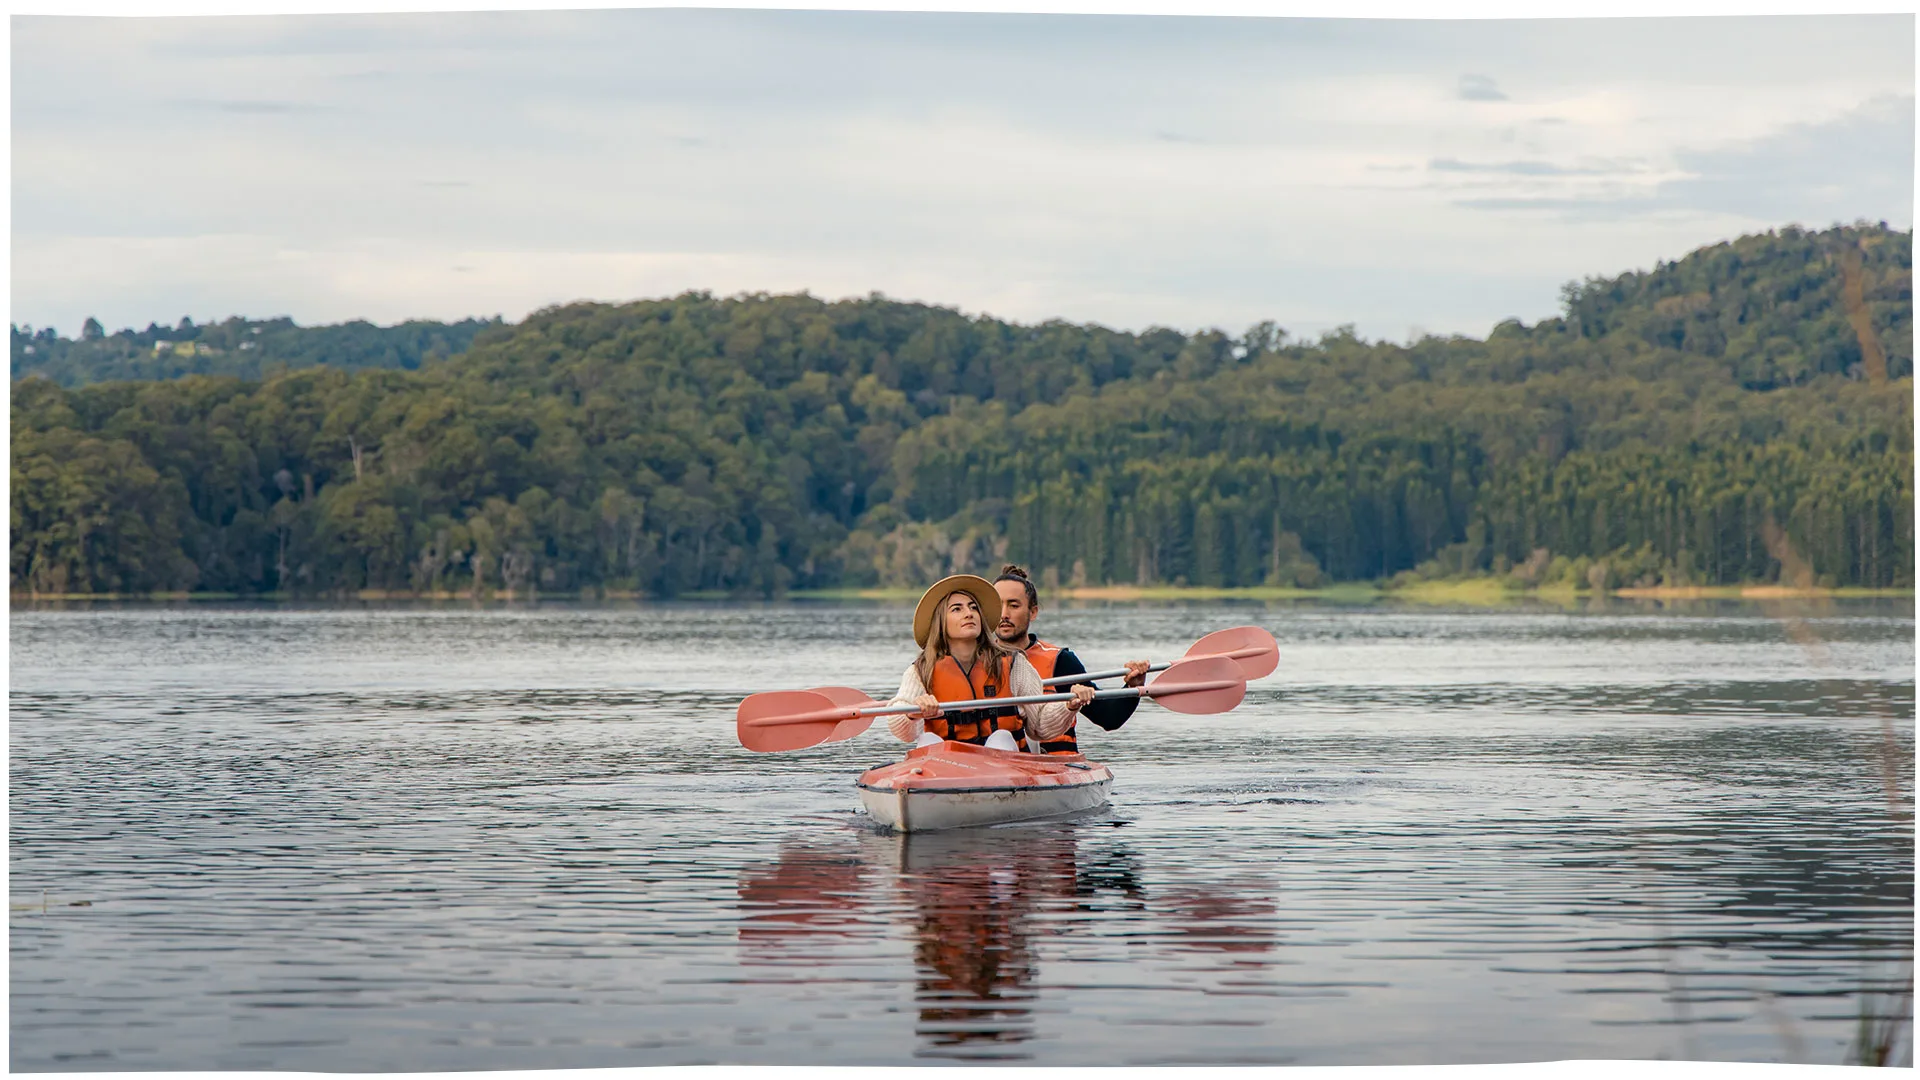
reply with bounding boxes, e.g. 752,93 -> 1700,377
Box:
13,582 -> 1911,605
1391,580 -> 1912,606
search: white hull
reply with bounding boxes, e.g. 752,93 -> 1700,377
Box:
857,776 -> 1112,832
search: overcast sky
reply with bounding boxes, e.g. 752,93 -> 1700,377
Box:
11,10 -> 1914,342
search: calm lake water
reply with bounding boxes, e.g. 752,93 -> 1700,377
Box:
9,598 -> 1914,1069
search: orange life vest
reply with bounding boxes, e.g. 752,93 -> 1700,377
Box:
1022,638 -> 1079,755
924,653 -> 1026,747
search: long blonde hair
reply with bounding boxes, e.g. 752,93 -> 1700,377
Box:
915,589 -> 1020,689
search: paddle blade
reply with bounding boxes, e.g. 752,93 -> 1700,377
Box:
737,689 -> 862,753
809,687 -> 879,744
1144,655 -> 1247,715
1185,625 -> 1279,681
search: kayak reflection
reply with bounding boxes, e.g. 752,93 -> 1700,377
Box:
735,823 -> 1147,1060
897,826 -> 1081,1057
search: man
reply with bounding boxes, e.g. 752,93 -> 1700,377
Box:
992,564 -> 1151,755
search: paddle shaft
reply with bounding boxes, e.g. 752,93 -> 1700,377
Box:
1042,643 -> 1272,687
741,679 -> 1240,729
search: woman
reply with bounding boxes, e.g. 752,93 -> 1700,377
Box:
887,574 -> 1094,752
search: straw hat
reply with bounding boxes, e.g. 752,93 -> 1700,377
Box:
912,574 -> 1003,648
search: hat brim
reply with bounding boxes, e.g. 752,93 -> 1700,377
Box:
913,575 -> 1004,649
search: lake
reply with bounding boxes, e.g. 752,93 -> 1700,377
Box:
9,598 -> 1913,1068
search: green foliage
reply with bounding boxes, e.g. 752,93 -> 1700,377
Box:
1550,223 -> 1911,387
11,314 -> 505,386
11,423 -> 196,593
8,225 -> 1913,596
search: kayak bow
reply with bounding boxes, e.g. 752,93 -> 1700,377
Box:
855,740 -> 1113,832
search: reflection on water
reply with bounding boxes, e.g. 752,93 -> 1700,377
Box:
9,599 -> 1913,1068
1159,877 -> 1281,961
735,826 -> 1281,1060
737,841 -> 878,961
736,829 -> 1083,1059
900,830 -> 1061,1056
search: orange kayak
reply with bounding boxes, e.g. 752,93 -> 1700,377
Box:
854,740 -> 1114,832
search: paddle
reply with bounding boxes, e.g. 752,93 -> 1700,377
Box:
809,686 -> 876,745
736,654 -> 1247,753
1040,625 -> 1279,687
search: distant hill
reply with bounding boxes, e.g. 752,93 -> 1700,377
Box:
1540,223 -> 1911,387
10,315 -> 506,386
10,223 -> 1912,597
11,223 -> 1910,392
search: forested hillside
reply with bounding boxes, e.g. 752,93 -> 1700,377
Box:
10,315 -> 503,386
10,223 -> 1912,597
1548,224 -> 1911,387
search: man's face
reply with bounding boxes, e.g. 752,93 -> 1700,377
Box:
994,581 -> 1034,642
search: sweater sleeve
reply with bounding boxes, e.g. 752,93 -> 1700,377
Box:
885,663 -> 927,742
1055,647 -> 1140,732
1009,653 -> 1073,740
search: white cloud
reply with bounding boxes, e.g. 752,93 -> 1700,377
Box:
10,10 -> 1913,341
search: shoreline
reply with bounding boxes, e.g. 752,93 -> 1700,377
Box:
10,583 -> 1912,604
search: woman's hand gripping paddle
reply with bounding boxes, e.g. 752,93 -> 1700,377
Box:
1042,625 -> 1279,687
735,654 -> 1249,753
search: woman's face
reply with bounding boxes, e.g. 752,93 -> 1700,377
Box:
941,592 -> 982,644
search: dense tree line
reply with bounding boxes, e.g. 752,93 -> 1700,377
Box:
10,314 -> 503,386
10,223 -> 1913,596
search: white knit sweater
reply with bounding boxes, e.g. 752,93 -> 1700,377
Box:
885,651 -> 1073,747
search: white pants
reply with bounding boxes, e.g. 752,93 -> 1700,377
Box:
915,729 -> 1022,752
983,729 -> 1020,751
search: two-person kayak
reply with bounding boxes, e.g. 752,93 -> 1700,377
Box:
735,626 -> 1276,833
733,569 -> 1276,833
